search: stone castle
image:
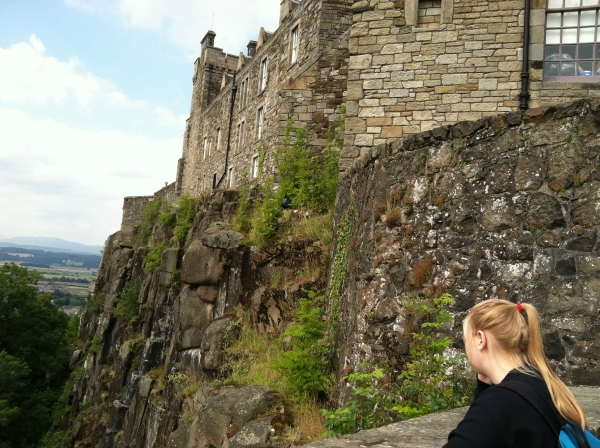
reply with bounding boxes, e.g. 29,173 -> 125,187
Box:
122,0 -> 600,227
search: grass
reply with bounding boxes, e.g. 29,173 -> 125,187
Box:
289,211 -> 333,251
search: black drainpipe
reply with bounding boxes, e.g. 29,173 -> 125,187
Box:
216,73 -> 237,188
207,64 -> 214,106
519,0 -> 531,110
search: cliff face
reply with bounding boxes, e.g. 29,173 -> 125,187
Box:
68,100 -> 600,448
333,99 -> 600,390
70,191 -> 326,447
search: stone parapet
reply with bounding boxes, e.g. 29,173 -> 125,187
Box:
305,386 -> 600,447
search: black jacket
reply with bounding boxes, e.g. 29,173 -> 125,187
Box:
443,370 -> 563,448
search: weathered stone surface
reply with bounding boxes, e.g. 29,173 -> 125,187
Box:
201,222 -> 244,249
201,317 -> 232,372
166,386 -> 287,448
525,193 -> 565,229
178,285 -> 214,349
181,240 -> 224,285
197,285 -> 219,303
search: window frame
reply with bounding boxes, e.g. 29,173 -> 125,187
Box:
543,0 -> 600,82
227,167 -> 234,188
257,106 -> 264,140
203,136 -> 208,159
259,57 -> 268,92
291,24 -> 300,65
251,155 -> 259,179
216,127 -> 221,152
240,77 -> 249,109
237,120 -> 245,152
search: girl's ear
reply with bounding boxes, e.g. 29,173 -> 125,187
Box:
477,330 -> 488,350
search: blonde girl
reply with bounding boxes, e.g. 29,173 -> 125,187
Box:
443,299 -> 587,447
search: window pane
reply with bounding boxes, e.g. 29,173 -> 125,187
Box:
582,0 -> 598,6
545,61 -> 560,76
565,0 -> 580,7
561,61 -> 577,75
580,26 -> 596,41
564,12 -> 579,26
548,0 -> 563,7
547,29 -> 561,43
579,61 -> 594,74
596,44 -> 600,58
579,43 -> 594,58
563,28 -> 578,43
563,44 -> 577,58
545,44 -> 560,58
580,10 -> 596,26
547,12 -> 562,27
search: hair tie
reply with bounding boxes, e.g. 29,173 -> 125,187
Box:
517,303 -> 525,313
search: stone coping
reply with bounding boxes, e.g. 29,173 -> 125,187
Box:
305,386 -> 600,448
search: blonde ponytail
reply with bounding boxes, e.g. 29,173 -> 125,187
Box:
466,299 -> 587,427
521,303 -> 586,427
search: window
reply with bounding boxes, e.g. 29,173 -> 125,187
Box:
208,138 -> 212,156
228,167 -> 234,188
203,137 -> 208,159
544,0 -> 600,80
216,127 -> 221,151
237,121 -> 245,151
259,58 -> 268,91
251,155 -> 259,179
257,107 -> 264,139
240,78 -> 249,109
291,26 -> 300,64
212,173 -> 217,189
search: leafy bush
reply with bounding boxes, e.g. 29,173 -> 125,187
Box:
144,241 -> 166,273
136,198 -> 172,246
277,121 -> 339,213
89,294 -> 102,315
249,177 -> 280,245
38,430 -> 69,448
235,170 -> 252,233
275,292 -> 330,398
322,363 -> 399,436
394,293 -> 473,418
174,194 -> 196,244
90,335 -> 100,353
112,281 -> 140,322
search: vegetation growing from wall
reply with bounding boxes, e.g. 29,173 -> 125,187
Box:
112,281 -> 140,323
234,119 -> 342,245
322,294 -> 474,436
135,198 -> 173,247
173,194 -> 196,244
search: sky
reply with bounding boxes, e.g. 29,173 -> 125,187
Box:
0,0 -> 280,246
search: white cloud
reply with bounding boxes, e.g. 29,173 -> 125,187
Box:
0,35 -> 187,133
0,35 -> 145,109
64,0 -> 281,59
0,109 -> 181,245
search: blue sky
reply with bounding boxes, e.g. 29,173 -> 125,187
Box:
0,0 -> 280,245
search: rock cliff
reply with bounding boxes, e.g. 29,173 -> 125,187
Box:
68,99 -> 600,447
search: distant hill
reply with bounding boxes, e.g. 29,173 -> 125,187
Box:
0,237 -> 103,255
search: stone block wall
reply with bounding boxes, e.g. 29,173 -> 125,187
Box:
121,196 -> 155,231
179,0 -> 352,195
342,0 -> 600,172
333,99 -> 600,388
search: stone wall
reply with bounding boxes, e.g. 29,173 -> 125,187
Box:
121,196 -> 155,231
341,0 -> 600,171
332,99 -> 600,389
179,0 -> 352,195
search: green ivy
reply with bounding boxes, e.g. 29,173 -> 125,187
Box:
327,209 -> 351,341
136,198 -> 172,247
235,170 -> 252,233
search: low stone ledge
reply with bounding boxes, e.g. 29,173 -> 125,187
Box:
305,386 -> 600,448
